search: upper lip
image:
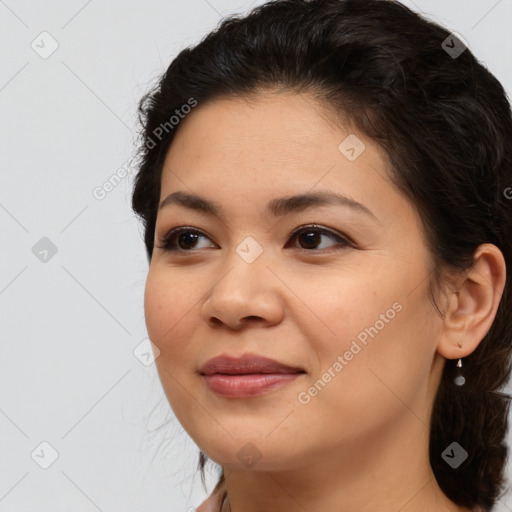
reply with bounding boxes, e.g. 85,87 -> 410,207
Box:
199,353 -> 305,375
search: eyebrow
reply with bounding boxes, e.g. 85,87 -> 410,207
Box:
159,190 -> 379,222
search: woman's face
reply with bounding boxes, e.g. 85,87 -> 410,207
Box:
144,91 -> 445,473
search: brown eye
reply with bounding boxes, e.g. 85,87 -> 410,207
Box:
297,230 -> 322,249
176,231 -> 200,250
156,228 -> 215,252
287,225 -> 352,251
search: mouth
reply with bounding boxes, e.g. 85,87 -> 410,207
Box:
199,353 -> 305,376
198,353 -> 306,398
201,372 -> 306,398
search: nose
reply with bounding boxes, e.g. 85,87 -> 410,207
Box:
200,249 -> 285,330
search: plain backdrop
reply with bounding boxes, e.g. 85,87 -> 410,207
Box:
1,0 -> 512,510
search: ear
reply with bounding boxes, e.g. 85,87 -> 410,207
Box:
436,243 -> 507,360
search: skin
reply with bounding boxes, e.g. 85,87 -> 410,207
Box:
144,90 -> 506,512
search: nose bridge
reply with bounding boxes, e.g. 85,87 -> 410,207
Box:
201,235 -> 283,328
234,234 -> 266,266
218,234 -> 268,292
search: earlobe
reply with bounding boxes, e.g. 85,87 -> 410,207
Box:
436,243 -> 507,361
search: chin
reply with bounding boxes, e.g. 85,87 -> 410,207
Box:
195,435 -> 305,473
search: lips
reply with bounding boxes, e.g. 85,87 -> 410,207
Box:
199,353 -> 305,376
199,353 -> 306,398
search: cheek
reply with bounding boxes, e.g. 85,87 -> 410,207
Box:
143,268 -> 198,361
308,291 -> 435,430
144,275 -> 168,345
297,269 -> 398,353
299,265 -> 434,399
143,269 -> 203,418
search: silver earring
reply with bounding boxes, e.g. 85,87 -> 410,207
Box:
454,358 -> 465,386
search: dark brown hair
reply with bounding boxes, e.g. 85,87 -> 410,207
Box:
131,1 -> 512,509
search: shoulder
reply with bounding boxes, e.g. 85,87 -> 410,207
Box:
196,486 -> 225,512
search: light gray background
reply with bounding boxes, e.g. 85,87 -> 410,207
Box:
1,0 -> 512,511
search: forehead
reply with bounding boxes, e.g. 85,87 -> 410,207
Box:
161,91 -> 388,185
168,91 -> 354,153
159,91 -> 416,227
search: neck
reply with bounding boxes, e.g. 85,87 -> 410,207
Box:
217,413 -> 472,512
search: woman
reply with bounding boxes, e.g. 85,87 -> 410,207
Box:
131,1 -> 512,510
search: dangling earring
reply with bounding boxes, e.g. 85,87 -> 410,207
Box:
454,357 -> 465,386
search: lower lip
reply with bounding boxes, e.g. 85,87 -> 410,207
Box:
202,373 -> 304,398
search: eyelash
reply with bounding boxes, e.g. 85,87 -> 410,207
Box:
155,224 -> 354,254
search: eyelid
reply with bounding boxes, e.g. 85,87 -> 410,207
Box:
287,223 -> 355,246
155,226 -> 217,251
